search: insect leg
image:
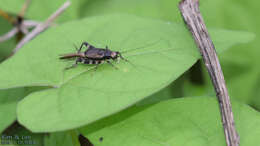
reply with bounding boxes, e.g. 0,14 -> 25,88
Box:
78,42 -> 94,53
65,64 -> 77,70
106,60 -> 118,70
117,53 -> 139,71
94,64 -> 99,71
119,53 -> 129,62
65,57 -> 81,70
118,53 -> 136,66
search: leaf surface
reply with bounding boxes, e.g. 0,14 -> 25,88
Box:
0,18 -> 16,61
44,132 -> 76,146
0,123 -> 44,146
81,97 -> 260,146
0,0 -> 80,22
81,0 -> 180,22
0,87 -> 49,133
0,88 -> 25,133
0,14 -> 253,132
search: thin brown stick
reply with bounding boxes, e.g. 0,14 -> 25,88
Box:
13,1 -> 71,54
178,0 -> 239,146
18,0 -> 31,17
0,9 -> 15,24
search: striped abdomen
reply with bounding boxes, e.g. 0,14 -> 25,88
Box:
79,58 -> 105,65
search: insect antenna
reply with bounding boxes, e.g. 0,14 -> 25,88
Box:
118,52 -> 137,68
120,39 -> 162,54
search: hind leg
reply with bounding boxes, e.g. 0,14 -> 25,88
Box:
65,57 -> 82,70
106,60 -> 118,70
78,42 -> 95,53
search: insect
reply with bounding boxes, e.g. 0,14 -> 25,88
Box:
60,42 -> 130,70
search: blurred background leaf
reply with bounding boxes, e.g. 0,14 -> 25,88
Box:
79,0 -> 180,22
0,18 -> 16,61
0,88 -> 25,133
0,0 -> 81,22
0,122 -> 44,146
44,131 -> 78,146
80,97 -> 260,146
198,0 -> 260,110
0,86 -> 49,133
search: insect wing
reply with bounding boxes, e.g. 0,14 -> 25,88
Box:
85,48 -> 106,59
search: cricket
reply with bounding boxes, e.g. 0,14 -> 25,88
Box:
59,42 -> 131,70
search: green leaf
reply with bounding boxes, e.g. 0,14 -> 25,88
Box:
0,14 -> 251,132
0,88 -> 25,133
251,83 -> 260,110
136,76 -> 185,106
200,0 -> 260,109
13,14 -> 196,132
0,123 -> 44,146
183,81 -> 213,97
0,86 -> 49,133
0,18 -> 16,61
83,0 -> 260,109
82,0 -> 181,22
44,131 -> 77,146
0,0 -> 80,22
80,97 -> 260,146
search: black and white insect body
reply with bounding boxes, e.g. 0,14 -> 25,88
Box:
60,42 -> 129,69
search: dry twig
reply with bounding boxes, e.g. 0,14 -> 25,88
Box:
19,0 -> 31,17
13,1 -> 71,54
0,1 -> 70,56
0,28 -> 19,42
0,0 -> 33,43
178,0 -> 240,146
